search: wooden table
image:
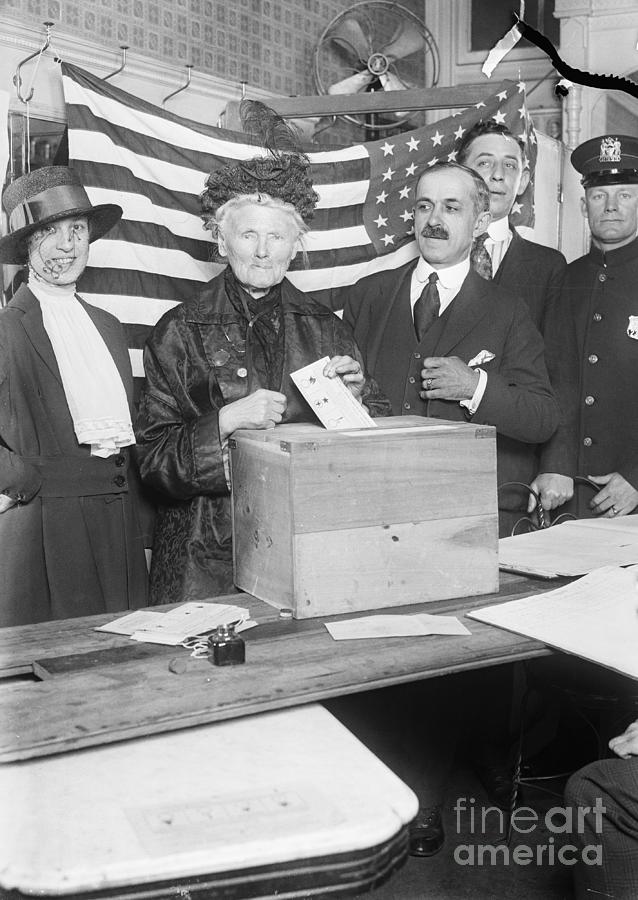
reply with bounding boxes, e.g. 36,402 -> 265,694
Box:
0,572 -> 562,763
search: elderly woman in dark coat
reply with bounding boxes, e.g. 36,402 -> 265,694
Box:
136,107 -> 389,603
0,166 -> 148,626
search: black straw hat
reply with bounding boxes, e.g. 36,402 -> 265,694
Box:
0,166 -> 122,264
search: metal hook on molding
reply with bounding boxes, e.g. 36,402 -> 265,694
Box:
103,45 -> 129,81
14,21 -> 54,104
162,65 -> 194,107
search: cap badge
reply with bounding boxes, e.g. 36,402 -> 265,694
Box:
599,137 -> 622,164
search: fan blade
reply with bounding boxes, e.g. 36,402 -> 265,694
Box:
379,71 -> 411,92
329,16 -> 372,63
328,70 -> 375,95
381,21 -> 426,61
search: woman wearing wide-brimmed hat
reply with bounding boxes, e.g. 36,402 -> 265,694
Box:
0,166 -> 148,625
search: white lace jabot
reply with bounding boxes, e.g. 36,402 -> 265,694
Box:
29,275 -> 135,458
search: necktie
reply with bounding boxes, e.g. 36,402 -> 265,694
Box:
413,272 -> 440,342
471,232 -> 493,281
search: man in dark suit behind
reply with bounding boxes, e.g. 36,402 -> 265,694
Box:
457,120 -> 573,516
457,120 -> 567,332
343,161 -> 559,537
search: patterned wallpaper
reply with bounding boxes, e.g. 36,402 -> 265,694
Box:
3,0 -> 427,97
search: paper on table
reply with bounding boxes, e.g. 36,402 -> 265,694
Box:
498,517 -> 638,578
97,602 -> 251,645
467,565 -> 638,679
325,613 -> 471,641
94,610 -> 164,635
290,356 -> 376,430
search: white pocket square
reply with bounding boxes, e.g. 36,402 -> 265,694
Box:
468,350 -> 495,367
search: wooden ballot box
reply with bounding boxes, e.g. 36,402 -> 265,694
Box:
0,705 -> 417,900
230,416 -> 498,618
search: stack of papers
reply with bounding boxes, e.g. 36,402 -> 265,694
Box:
468,565 -> 638,679
498,517 -> 638,578
95,602 -> 253,645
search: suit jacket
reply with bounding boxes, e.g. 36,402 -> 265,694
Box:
494,229 -> 567,332
343,263 -> 559,533
494,230 -> 574,475
0,285 -> 148,625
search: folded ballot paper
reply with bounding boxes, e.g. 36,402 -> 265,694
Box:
290,357 -> 376,430
95,602 -> 254,645
325,613 -> 471,640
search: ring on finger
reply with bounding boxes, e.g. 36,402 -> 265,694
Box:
611,505 -> 617,515
425,378 -> 433,390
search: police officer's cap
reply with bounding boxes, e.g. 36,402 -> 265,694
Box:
571,134 -> 638,189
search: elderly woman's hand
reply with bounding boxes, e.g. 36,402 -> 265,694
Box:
323,355 -> 365,402
218,389 -> 287,441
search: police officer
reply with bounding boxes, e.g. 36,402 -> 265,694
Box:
531,134 -> 638,518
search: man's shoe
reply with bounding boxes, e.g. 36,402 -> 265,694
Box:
409,805 -> 444,857
475,763 -> 514,809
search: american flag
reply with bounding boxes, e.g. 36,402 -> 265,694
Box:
62,63 -> 537,377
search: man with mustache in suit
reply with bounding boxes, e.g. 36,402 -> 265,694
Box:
343,161 -> 559,538
332,162 -> 559,857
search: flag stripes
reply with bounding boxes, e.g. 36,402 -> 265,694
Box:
62,63 -> 536,378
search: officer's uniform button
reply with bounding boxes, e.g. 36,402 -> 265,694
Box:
114,475 -> 126,487
598,273 -> 607,282
583,437 -> 592,447
114,455 -> 125,467
588,354 -> 598,364
408,376 -> 416,384
237,367 -> 248,378
585,395 -> 595,406
403,402 -> 411,410
414,352 -> 421,359
593,312 -> 602,322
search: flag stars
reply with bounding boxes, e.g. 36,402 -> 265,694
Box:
405,162 -> 418,177
475,101 -> 486,109
492,110 -> 506,125
447,150 -> 458,162
406,136 -> 420,152
511,201 -> 523,215
400,209 -> 414,222
497,90 -> 508,101
376,190 -> 388,204
454,125 -> 465,140
427,156 -> 439,167
374,213 -> 388,228
382,166 -> 395,181
431,130 -> 444,146
519,106 -> 526,118
381,142 -> 395,157
381,233 -> 395,246
517,80 -> 526,93
398,185 -> 411,200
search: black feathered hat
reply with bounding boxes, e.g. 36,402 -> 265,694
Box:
200,101 -> 319,226
0,166 -> 122,265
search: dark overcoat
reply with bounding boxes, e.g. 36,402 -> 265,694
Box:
0,285 -> 149,626
342,263 -> 559,535
135,271 -> 389,604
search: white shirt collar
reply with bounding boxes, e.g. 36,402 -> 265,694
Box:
414,255 -> 470,292
487,216 -> 511,242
